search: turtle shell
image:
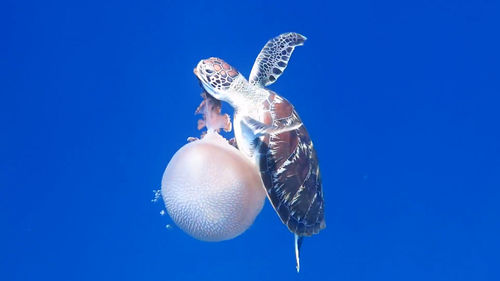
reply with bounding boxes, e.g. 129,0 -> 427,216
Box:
257,92 -> 326,236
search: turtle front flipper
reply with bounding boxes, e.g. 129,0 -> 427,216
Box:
249,32 -> 306,87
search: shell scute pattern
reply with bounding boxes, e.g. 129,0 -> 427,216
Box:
258,92 -> 325,236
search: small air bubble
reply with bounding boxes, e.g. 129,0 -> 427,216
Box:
165,224 -> 173,230
151,189 -> 161,203
160,210 -> 165,216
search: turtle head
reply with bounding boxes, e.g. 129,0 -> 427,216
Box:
194,58 -> 241,101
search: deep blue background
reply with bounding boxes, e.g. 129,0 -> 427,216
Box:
1,0 -> 499,280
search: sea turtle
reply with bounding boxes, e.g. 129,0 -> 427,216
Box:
194,32 -> 325,271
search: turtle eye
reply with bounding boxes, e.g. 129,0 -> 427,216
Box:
205,69 -> 213,74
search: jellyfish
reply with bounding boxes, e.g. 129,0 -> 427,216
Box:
161,92 -> 266,242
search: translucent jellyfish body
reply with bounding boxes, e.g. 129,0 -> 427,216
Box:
161,93 -> 266,241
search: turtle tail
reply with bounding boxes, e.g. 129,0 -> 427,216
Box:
295,234 -> 304,273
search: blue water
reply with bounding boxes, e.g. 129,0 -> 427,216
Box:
2,1 -> 499,280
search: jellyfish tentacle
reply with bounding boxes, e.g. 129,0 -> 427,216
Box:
194,91 -> 233,134
228,137 -> 238,149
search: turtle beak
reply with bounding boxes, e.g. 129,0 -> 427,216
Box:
193,68 -> 198,75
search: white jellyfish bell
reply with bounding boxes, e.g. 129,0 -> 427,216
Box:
161,93 -> 266,242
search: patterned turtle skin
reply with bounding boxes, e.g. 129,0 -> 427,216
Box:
194,58 -> 240,93
249,32 -> 306,86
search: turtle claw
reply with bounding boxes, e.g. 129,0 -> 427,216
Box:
187,137 -> 199,142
